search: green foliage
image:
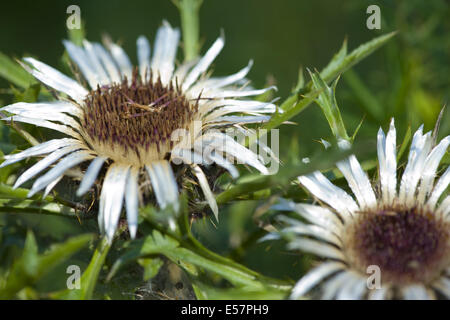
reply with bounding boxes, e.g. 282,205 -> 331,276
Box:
0,1 -> 447,300
0,53 -> 35,90
309,71 -> 350,142
263,32 -> 396,132
51,237 -> 110,300
0,231 -> 92,299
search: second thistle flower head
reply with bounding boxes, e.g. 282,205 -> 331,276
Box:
0,21 -> 278,242
271,119 -> 450,299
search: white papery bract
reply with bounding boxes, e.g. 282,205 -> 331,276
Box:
271,119 -> 450,300
0,21 -> 277,242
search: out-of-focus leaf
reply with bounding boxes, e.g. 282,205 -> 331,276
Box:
138,257 -> 164,281
0,142 -> 16,155
397,125 -> 412,161
51,236 -> 110,300
0,150 -> 14,183
0,52 -> 35,89
411,89 -> 441,128
11,83 -> 41,103
0,231 -> 92,299
343,69 -> 384,122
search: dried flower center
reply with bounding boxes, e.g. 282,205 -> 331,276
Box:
80,70 -> 198,165
348,208 -> 450,284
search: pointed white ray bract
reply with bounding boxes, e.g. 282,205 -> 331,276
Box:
182,35 -> 225,91
290,262 -> 344,300
192,164 -> 219,221
337,155 -> 377,210
417,136 -> 450,203
28,150 -> 94,197
13,143 -> 86,189
151,21 -> 180,85
125,167 -> 139,239
93,43 -> 122,84
1,101 -> 82,118
43,174 -> 64,198
298,171 -> 358,221
190,59 -> 253,92
146,160 -> 179,212
427,166 -> 450,210
1,115 -> 81,139
63,40 -> 101,89
377,119 -> 397,206
107,42 -> 133,81
103,164 -> 130,242
83,40 -> 111,85
22,57 -> 88,103
137,35 -> 151,82
76,156 -> 107,196
0,138 -> 77,168
399,127 -> 433,206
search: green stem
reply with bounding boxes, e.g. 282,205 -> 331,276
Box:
79,237 -> 111,299
175,0 -> 203,61
52,236 -> 111,300
0,183 -> 84,217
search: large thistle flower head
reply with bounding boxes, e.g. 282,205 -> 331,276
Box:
0,21 -> 276,242
272,119 -> 450,299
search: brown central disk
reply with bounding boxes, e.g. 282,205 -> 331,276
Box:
348,207 -> 450,284
81,70 -> 198,161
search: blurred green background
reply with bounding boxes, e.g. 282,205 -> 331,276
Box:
0,0 -> 449,297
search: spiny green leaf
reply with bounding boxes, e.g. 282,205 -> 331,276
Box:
292,66 -> 305,93
320,37 -> 348,82
319,31 -> 397,84
262,88 -> 322,131
263,32 -> 396,131
309,70 -> 350,142
351,115 -> 366,141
